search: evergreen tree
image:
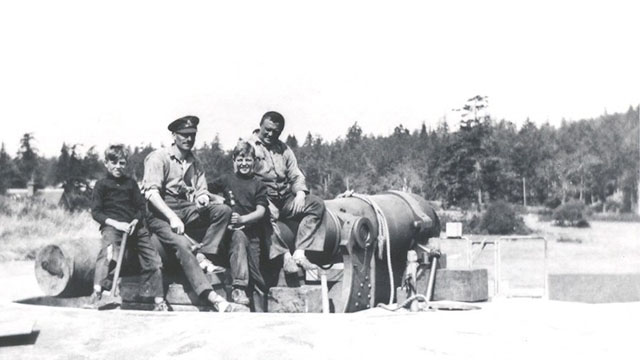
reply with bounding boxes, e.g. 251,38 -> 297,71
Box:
15,133 -> 40,187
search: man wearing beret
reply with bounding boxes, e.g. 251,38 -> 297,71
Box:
249,111 -> 326,273
142,115 -> 247,311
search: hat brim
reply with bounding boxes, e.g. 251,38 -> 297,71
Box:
174,128 -> 197,134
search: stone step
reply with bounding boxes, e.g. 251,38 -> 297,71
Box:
396,268 -> 489,304
268,285 -> 323,313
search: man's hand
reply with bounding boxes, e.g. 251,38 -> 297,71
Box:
169,215 -> 185,235
291,191 -> 306,216
196,194 -> 210,208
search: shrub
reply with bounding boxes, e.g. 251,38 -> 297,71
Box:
553,200 -> 590,227
477,200 -> 530,235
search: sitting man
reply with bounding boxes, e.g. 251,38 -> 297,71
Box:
249,111 -> 326,273
142,115 -> 247,311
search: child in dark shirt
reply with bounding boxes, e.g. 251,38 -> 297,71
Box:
91,144 -> 167,310
209,141 -> 269,305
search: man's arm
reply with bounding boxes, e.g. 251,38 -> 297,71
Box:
192,160 -> 211,206
283,146 -> 308,215
147,192 -> 185,234
142,150 -> 185,234
283,146 -> 309,195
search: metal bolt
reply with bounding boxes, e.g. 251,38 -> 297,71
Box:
355,302 -> 359,307
367,304 -> 370,308
367,294 -> 371,299
367,284 -> 371,288
357,292 -> 361,297
360,283 -> 364,287
365,276 -> 369,281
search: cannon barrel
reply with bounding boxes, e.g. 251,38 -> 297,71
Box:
271,191 -> 440,311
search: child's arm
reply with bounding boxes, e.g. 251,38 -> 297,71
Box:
91,180 -> 108,225
105,218 -> 137,234
231,205 -> 266,226
131,179 -> 146,225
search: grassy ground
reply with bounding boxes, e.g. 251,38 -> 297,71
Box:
0,197 -> 99,261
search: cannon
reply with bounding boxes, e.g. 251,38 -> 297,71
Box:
34,191 -> 441,312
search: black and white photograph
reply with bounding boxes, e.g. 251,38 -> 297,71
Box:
1,1 -> 639,358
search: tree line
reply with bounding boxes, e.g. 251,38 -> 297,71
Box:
1,98 -> 638,212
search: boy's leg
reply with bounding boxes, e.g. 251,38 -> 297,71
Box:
94,226 -> 121,293
246,229 -> 267,292
228,230 -> 249,287
133,226 -> 164,300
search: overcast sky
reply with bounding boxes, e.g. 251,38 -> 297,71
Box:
1,0 -> 638,158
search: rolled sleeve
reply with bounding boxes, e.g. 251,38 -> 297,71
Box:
142,151 -> 166,199
284,147 -> 308,194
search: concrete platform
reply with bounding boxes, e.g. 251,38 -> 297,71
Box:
1,299 -> 638,359
548,273 -> 640,303
1,261 -> 639,359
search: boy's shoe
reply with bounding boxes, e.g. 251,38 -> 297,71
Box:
83,291 -> 102,309
283,256 -> 299,274
153,300 -> 172,312
231,288 -> 250,306
196,253 -> 225,274
213,300 -> 233,313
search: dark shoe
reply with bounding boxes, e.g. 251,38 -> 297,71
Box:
231,288 -> 250,306
283,256 -> 299,274
153,300 -> 172,312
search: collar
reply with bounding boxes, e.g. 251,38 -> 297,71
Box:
169,144 -> 193,162
107,173 -> 128,182
250,130 -> 284,151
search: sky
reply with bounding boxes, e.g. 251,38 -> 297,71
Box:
1,0 -> 638,158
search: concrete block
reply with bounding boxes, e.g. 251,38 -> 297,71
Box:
397,268 -> 488,303
268,285 -> 323,313
549,273 -> 640,303
165,283 -> 227,306
120,271 -> 227,305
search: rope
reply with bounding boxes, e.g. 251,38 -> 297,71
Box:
337,191 -> 394,305
320,208 -> 342,271
376,294 -> 428,311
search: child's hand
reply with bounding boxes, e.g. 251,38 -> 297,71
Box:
230,212 -> 245,225
112,221 -> 131,233
127,219 -> 139,235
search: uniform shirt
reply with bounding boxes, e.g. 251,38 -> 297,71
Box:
141,144 -> 208,201
209,173 -> 269,216
91,174 -> 145,227
249,131 -> 308,201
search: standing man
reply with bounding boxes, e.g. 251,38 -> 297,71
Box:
249,111 -> 326,273
142,115 -> 247,311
